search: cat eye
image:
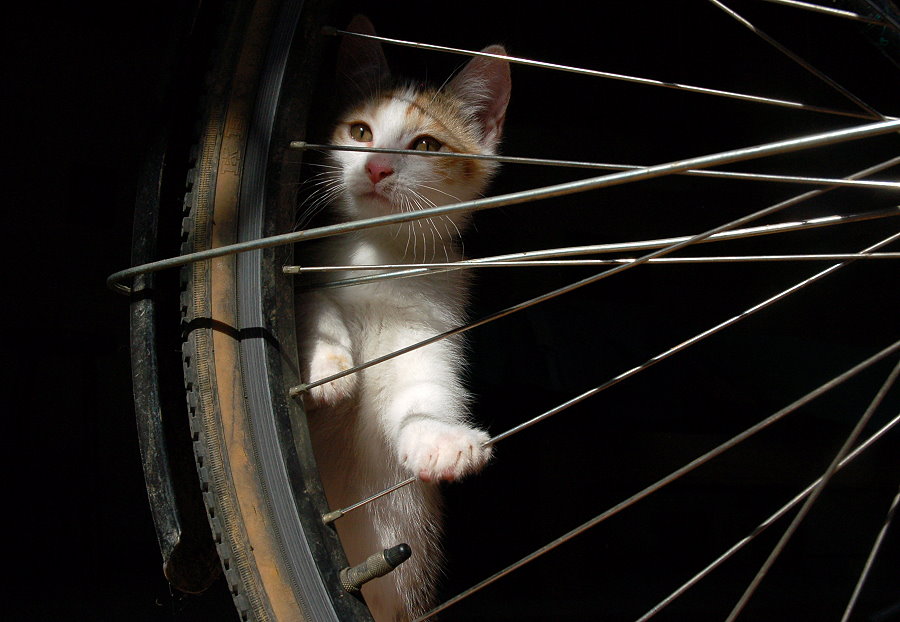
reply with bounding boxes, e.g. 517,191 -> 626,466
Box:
349,123 -> 373,142
411,135 -> 443,152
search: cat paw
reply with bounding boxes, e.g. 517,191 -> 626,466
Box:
398,419 -> 492,483
305,345 -> 357,407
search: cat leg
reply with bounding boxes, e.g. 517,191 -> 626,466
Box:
398,413 -> 492,483
300,292 -> 358,407
369,336 -> 492,483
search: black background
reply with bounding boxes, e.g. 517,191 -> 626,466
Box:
8,3 -> 238,620
8,1 -> 899,620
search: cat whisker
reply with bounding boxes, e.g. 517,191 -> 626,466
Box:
391,221 -> 404,241
429,217 -> 445,244
303,172 -> 344,189
402,221 -> 412,259
399,195 -> 415,260
400,191 -> 425,262
404,189 -> 432,261
295,175 -> 346,230
298,178 -> 343,202
408,184 -> 438,202
440,217 -> 458,260
297,183 -> 343,217
406,187 -> 437,211
431,218 -> 445,263
417,182 -> 466,205
414,216 -> 425,262
418,214 -> 437,263
407,189 -> 451,263
300,172 -> 342,186
441,215 -> 462,240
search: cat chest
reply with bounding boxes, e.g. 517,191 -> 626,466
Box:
335,282 -> 465,334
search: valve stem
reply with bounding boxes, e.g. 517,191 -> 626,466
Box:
339,544 -> 412,593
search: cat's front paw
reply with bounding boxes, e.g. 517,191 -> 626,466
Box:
398,419 -> 492,483
305,344 -> 357,407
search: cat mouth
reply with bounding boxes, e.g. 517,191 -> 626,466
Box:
359,189 -> 394,207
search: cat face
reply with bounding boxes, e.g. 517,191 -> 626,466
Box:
328,16 -> 511,230
330,85 -> 501,223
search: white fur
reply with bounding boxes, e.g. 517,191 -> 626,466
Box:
297,35 -> 510,621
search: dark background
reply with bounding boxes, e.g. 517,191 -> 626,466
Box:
7,3 -> 238,620
7,1 -> 899,620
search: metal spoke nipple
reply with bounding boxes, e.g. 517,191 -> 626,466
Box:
288,384 -> 309,398
340,544 -> 412,593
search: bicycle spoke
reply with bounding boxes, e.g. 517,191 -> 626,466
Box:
412,342 -> 900,622
325,27 -> 881,120
289,148 -> 900,396
289,205 -> 900,289
317,229 -> 897,520
725,358 -> 900,621
709,0 -> 884,118
322,477 -> 417,525
285,252 -> 900,275
841,485 -> 900,622
484,232 -> 900,447
756,0 -> 896,25
107,119 -> 899,293
292,219 -> 895,396
637,412 -> 900,621
292,141 -> 900,189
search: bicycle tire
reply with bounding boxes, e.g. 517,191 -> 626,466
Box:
176,0 -> 372,620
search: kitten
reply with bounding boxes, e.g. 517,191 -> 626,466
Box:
296,16 -> 511,622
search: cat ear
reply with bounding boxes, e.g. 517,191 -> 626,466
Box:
336,15 -> 391,104
448,45 -> 512,147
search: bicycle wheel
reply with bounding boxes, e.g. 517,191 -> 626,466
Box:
120,1 -> 900,621
130,0 -> 372,620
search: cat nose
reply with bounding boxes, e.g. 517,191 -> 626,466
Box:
365,159 -> 394,184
